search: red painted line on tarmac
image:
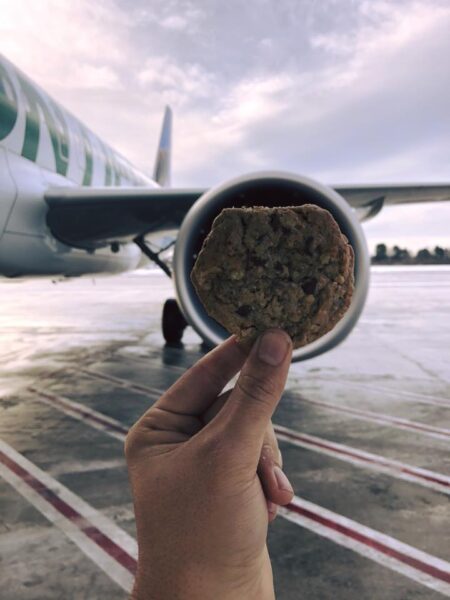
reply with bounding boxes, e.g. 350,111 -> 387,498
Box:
30,388 -> 128,436
287,500 -> 450,584
30,385 -> 450,499
30,387 -> 450,494
399,467 -> 449,487
293,395 -> 450,439
20,389 -> 450,593
297,379 -> 450,408
78,368 -> 450,440
274,427 -> 450,489
79,368 -> 163,396
0,449 -> 137,575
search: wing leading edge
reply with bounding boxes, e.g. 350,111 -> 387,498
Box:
45,182 -> 450,249
335,183 -> 450,221
45,186 -> 205,249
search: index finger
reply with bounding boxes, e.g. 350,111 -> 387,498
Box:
155,336 -> 247,417
206,329 -> 292,468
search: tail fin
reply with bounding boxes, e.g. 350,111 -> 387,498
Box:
153,106 -> 172,187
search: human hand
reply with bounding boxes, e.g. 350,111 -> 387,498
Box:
125,329 -> 294,600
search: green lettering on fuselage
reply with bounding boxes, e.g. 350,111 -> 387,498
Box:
79,125 -> 93,186
109,149 -> 121,185
0,55 -> 150,187
17,74 -> 70,176
0,63 -> 18,140
105,155 -> 113,186
100,141 -> 113,186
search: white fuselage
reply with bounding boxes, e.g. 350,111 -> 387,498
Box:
0,54 -> 155,278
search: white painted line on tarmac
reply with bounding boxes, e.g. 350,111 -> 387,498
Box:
28,387 -> 128,441
125,355 -> 450,409
30,388 -> 450,498
274,425 -> 450,496
116,351 -> 187,374
293,395 -> 450,441
110,353 -> 450,408
83,354 -> 450,413
296,379 -> 450,408
0,439 -> 137,593
79,368 -> 450,442
79,367 -> 164,397
282,497 -> 450,597
345,382 -> 450,407
25,389 -> 450,596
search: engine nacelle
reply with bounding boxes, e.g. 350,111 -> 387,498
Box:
174,171 -> 370,362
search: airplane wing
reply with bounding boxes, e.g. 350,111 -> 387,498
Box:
334,183 -> 450,220
46,181 -> 450,249
45,105 -> 205,250
45,186 -> 205,249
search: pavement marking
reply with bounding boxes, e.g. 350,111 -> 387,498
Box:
79,367 -> 164,397
29,388 -> 450,497
79,368 -> 450,442
0,438 -> 137,593
274,425 -> 450,495
111,352 -> 450,409
48,458 -> 126,477
295,380 -> 450,409
28,386 -> 128,441
282,497 -> 450,597
342,382 -> 450,407
118,355 -> 450,409
292,395 -> 450,441
116,351 -> 188,374
20,389 -> 450,597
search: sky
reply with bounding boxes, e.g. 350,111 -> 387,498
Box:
0,0 -> 449,253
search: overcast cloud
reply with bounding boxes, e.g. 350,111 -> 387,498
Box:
1,0 -> 449,252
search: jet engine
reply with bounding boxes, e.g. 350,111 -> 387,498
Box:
173,171 -> 370,362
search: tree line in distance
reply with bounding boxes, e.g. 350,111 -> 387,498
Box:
371,244 -> 450,265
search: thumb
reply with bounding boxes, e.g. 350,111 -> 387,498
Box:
216,329 -> 292,468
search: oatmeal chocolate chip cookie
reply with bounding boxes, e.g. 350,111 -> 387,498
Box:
190,205 -> 354,349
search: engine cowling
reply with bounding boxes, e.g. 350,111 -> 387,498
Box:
173,171 -> 370,362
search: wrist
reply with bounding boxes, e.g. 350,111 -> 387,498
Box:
130,561 -> 275,600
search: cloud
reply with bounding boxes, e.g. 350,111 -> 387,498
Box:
0,0 -> 135,144
130,1 -> 205,33
70,64 -> 122,90
238,1 -> 450,179
160,73 -> 296,184
159,14 -> 190,30
0,0 -> 130,75
0,0 -> 449,249
213,74 -> 292,127
137,55 -> 216,106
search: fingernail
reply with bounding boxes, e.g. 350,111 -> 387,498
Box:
273,466 -> 294,493
257,330 -> 291,366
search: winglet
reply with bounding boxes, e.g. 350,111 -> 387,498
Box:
153,106 -> 172,187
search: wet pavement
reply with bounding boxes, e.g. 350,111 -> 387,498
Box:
0,267 -> 449,599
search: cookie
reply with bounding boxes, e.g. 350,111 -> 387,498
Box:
190,205 -> 354,349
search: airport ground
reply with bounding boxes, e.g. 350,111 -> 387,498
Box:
0,266 -> 449,599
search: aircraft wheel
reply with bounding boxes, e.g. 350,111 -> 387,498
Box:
162,299 -> 187,345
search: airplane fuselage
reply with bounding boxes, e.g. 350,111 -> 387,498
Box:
0,54 -> 155,277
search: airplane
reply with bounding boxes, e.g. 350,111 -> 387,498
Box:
1,53 -> 449,362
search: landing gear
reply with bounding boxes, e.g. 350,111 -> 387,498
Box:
162,299 -> 187,345
135,236 -> 173,278
133,237 -> 187,344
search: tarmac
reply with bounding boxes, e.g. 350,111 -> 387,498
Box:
0,266 -> 449,599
